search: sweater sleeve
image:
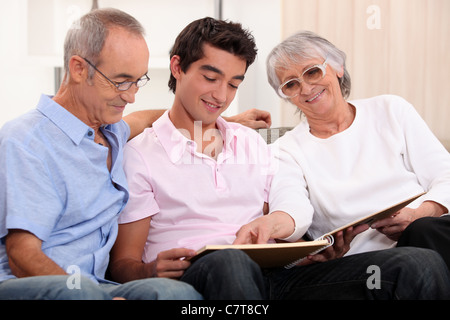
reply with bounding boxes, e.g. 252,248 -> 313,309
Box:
268,137 -> 314,241
397,96 -> 450,211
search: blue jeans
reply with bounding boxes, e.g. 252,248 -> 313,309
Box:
181,247 -> 450,299
0,276 -> 202,300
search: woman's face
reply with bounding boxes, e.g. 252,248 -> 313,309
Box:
277,57 -> 345,117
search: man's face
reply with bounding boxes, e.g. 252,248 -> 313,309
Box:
172,43 -> 247,129
81,27 -> 149,126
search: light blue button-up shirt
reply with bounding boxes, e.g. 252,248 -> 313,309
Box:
0,95 -> 130,283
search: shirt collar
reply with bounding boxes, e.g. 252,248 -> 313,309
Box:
36,94 -> 96,146
153,110 -> 239,164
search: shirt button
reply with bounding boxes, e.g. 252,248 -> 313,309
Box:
88,131 -> 93,137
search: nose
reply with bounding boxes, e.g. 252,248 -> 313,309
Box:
120,85 -> 139,104
211,82 -> 227,105
299,81 -> 315,96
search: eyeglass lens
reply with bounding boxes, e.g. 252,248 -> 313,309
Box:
281,66 -> 324,97
116,75 -> 150,91
116,76 -> 149,91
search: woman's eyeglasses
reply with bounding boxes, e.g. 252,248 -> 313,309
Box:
278,58 -> 328,99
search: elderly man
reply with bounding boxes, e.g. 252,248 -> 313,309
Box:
0,8 -> 206,300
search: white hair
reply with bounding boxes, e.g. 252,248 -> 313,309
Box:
266,31 -> 351,99
63,8 -> 145,81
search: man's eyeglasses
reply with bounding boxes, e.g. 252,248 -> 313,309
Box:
278,58 -> 328,99
82,57 -> 150,91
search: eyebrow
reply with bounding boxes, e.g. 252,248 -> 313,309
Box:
200,64 -> 245,81
281,63 -> 318,82
113,70 -> 149,81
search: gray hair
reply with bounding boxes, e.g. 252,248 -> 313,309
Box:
63,8 -> 145,80
266,31 -> 351,99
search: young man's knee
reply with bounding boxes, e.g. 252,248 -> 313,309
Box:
208,249 -> 255,268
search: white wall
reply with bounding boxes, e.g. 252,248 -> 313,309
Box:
0,0 -> 282,128
0,0 -> 55,127
280,0 -> 450,148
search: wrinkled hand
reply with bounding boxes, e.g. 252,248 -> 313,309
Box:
150,248 -> 196,279
373,201 -> 448,241
371,207 -> 417,241
225,108 -> 272,129
300,224 -> 369,266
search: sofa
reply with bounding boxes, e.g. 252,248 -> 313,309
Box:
257,127 -> 293,144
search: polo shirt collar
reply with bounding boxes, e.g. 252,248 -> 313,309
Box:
153,110 -> 239,164
36,94 -> 94,146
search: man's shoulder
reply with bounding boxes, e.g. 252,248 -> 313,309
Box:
0,109 -> 49,146
125,127 -> 158,151
221,118 -> 264,141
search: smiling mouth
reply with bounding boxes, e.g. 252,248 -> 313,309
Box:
306,89 -> 325,102
113,105 -> 126,112
203,100 -> 222,110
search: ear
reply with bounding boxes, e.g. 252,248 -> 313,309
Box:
170,55 -> 183,80
336,65 -> 344,78
68,56 -> 88,84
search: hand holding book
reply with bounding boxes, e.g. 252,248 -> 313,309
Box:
190,212 -> 330,269
371,198 -> 444,241
314,193 -> 425,242
190,193 -> 425,269
300,224 -> 369,265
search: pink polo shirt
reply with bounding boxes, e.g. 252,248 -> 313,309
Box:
119,111 -> 274,263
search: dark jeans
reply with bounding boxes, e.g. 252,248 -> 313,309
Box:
397,215 -> 450,270
181,247 -> 450,300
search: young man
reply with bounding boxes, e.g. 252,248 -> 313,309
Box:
110,17 -> 272,287
110,17 -> 450,299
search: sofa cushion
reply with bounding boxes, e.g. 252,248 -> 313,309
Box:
257,127 -> 293,144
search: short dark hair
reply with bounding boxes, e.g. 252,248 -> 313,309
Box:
168,17 -> 258,93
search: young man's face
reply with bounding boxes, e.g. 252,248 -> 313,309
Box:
171,43 -> 247,129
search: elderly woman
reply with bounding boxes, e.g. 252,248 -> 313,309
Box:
264,31 -> 450,265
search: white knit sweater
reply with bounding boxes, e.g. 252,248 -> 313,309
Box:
269,95 -> 450,255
